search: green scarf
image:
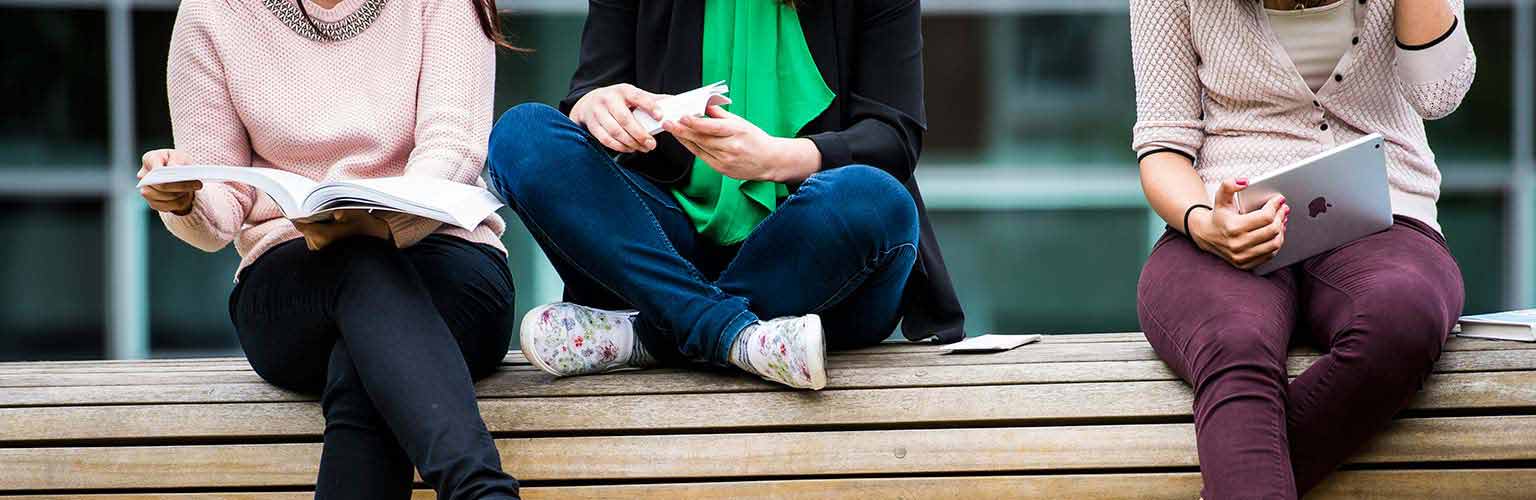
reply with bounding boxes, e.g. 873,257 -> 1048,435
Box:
672,0 -> 836,245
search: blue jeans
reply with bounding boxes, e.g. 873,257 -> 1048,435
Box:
487,103 -> 919,365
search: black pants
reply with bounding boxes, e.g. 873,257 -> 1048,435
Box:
230,235 -> 519,500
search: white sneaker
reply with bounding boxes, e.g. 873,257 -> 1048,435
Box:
520,303 -> 655,377
731,315 -> 827,390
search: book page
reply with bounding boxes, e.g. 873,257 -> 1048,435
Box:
634,81 -> 730,135
137,165 -> 317,217
307,176 -> 503,230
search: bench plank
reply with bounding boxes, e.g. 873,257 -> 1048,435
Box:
2,416 -> 1531,490
3,371 -> 1533,444
6,348 -> 1536,406
3,469 -> 1533,499
2,335 -> 1522,375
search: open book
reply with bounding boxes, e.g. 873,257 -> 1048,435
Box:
137,165 -> 503,230
1456,309 -> 1536,342
634,81 -> 730,135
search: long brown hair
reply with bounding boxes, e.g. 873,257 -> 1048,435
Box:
293,0 -> 528,51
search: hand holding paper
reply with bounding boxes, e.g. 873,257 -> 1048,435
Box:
634,81 -> 731,136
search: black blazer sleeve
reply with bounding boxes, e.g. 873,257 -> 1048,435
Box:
804,0 -> 927,182
560,0 -> 638,115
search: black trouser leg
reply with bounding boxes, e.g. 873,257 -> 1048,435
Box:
231,236 -> 519,500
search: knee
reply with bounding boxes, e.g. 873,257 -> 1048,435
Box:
1349,283 -> 1454,368
487,103 -> 586,202
1188,319 -> 1288,382
804,165 -> 919,246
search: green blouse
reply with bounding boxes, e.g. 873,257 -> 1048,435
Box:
671,0 -> 836,245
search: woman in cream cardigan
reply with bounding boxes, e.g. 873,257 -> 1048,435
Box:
1131,0 -> 1473,498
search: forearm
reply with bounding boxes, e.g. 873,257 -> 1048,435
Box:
1395,0 -> 1456,46
1140,152 -> 1210,234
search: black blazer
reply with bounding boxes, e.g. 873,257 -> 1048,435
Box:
560,0 -> 965,343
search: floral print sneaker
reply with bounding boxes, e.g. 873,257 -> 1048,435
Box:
730,315 -> 827,390
520,303 -> 656,377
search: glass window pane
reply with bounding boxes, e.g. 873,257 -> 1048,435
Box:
1440,193 -> 1506,315
0,8 -> 110,166
0,200 -> 106,361
930,208 -> 1146,334
135,8 -> 177,154
147,213 -> 241,357
1426,6 -> 1514,165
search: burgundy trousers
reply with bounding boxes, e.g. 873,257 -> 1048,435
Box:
1136,216 -> 1464,500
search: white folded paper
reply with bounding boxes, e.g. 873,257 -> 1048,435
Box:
634,81 -> 730,135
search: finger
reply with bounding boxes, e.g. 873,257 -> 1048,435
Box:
1214,178 -> 1248,211
1233,196 -> 1286,233
167,150 -> 192,166
704,105 -> 738,121
1235,209 -> 1287,251
664,120 -> 710,145
141,187 -> 197,204
622,86 -> 663,118
138,151 -> 163,179
595,104 -> 643,152
679,113 -> 736,137
153,180 -> 204,193
677,136 -> 725,168
606,96 -> 657,151
585,118 -> 629,153
146,198 -> 186,212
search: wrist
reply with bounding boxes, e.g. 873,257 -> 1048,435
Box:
765,137 -> 821,183
1186,208 -> 1214,248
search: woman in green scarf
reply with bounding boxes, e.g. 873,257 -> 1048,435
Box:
485,0 -> 964,389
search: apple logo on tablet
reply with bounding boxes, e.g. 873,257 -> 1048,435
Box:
1309,196 -> 1332,218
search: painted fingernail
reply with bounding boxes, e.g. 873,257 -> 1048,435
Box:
1236,178 -> 1249,186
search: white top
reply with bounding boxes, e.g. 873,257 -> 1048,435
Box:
1266,0 -> 1356,92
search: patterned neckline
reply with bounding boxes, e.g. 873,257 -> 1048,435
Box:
263,0 -> 388,42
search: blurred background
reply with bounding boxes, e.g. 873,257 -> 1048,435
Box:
0,0 -> 1532,361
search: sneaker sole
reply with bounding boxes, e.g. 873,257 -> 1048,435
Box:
802,314 -> 828,390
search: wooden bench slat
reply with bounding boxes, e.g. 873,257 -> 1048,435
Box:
3,371 -> 1532,443
2,335 -> 1524,375
6,348 -> 1535,406
1,416 -> 1530,490
3,469 -> 1533,500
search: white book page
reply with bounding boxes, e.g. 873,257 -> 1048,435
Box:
138,165 -> 318,217
310,176 -> 503,230
634,81 -> 730,135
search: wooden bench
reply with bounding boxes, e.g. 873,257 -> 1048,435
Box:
2,332 -> 1534,499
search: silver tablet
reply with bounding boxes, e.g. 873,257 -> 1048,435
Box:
1234,133 -> 1394,275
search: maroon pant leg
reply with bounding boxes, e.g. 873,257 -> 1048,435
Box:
1286,216 -> 1465,493
1137,231 -> 1301,500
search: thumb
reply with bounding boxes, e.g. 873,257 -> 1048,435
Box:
1214,178 -> 1248,210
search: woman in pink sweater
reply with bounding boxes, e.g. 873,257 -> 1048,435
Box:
136,0 -> 520,498
1132,0 -> 1473,498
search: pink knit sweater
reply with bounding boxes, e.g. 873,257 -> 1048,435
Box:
1130,0 -> 1476,232
160,0 -> 506,275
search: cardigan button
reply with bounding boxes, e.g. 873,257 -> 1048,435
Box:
1352,36 -> 1360,45
1335,74 -> 1344,82
1313,100 -> 1320,107
1321,123 -> 1330,131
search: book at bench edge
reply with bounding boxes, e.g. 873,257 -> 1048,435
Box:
1456,309 -> 1536,342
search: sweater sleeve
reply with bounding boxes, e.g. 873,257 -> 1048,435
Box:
392,0 -> 498,247
162,0 -> 257,253
1393,0 -> 1476,121
1129,0 -> 1205,162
